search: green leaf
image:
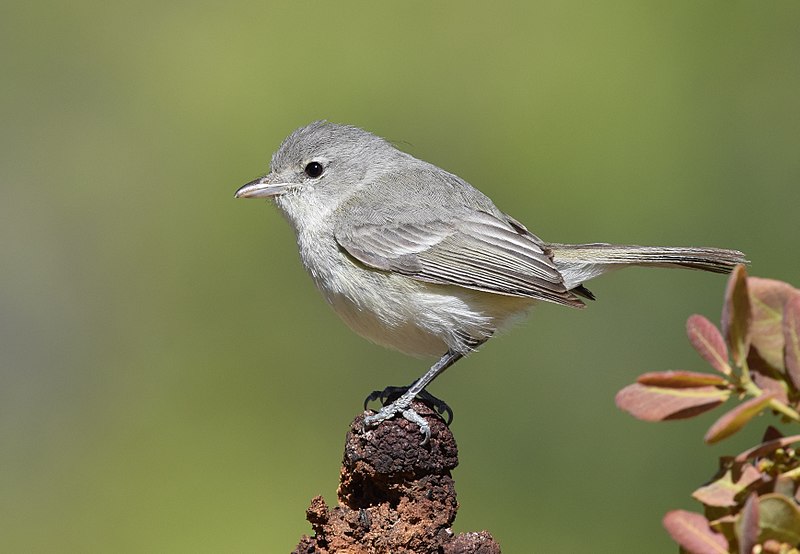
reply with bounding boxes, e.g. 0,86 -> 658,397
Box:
687,314 -> 731,375
758,493 -> 800,545
637,370 -> 728,388
663,510 -> 729,554
704,394 -> 775,444
616,383 -> 730,422
748,277 -> 800,373
721,265 -> 751,366
784,294 -> 800,389
773,475 -> 795,500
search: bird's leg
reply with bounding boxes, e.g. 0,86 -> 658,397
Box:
363,349 -> 464,444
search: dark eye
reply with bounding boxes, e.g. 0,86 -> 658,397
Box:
304,161 -> 324,178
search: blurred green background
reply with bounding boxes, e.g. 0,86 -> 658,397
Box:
2,1 -> 799,552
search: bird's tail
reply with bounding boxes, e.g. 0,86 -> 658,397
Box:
547,243 -> 747,290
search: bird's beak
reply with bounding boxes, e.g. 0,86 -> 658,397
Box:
234,175 -> 291,199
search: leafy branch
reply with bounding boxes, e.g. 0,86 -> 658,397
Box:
616,265 -> 800,553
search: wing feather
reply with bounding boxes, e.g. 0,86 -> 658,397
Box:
335,209 -> 584,308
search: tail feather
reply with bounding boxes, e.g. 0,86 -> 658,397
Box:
547,243 -> 747,290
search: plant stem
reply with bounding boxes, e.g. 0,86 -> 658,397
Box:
738,359 -> 800,422
769,398 -> 800,423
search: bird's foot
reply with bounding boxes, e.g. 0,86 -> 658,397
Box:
363,396 -> 433,445
364,386 -> 453,425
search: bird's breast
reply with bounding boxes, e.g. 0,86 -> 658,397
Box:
293,227 -> 535,357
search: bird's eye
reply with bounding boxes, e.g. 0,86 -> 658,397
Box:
304,161 -> 324,178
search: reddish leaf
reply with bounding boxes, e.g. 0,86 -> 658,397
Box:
707,513 -> 739,548
663,510 -> 729,554
722,265 -> 751,366
616,383 -> 729,422
705,394 -> 776,444
735,434 -> 800,462
687,314 -> 732,375
748,277 -> 799,372
762,425 -> 784,442
784,294 -> 800,389
750,369 -> 789,405
692,464 -> 763,508
737,493 -> 759,554
747,346 -> 778,377
637,370 -> 728,388
761,539 -> 786,553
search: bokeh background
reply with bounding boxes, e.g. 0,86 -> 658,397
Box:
2,2 -> 799,552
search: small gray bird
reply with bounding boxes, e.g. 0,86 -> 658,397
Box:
235,121 -> 746,443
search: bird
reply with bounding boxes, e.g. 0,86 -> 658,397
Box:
235,121 -> 746,443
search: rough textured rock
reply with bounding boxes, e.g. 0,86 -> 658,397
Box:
292,401 -> 501,553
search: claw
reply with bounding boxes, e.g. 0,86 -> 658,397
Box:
362,350 -> 464,444
363,389 -> 382,410
420,392 -> 453,426
401,408 -> 431,444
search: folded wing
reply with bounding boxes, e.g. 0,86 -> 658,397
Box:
335,208 -> 584,308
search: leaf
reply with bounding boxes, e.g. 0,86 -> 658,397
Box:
687,314 -> 732,375
773,475 -> 795,499
693,464 -> 764,508
760,539 -> 789,553
705,393 -> 775,444
758,493 -> 800,545
735,434 -> 800,463
747,346 -> 779,378
708,513 -> 740,548
762,425 -> 784,442
637,370 -> 728,388
722,265 -> 751,366
737,493 -> 759,554
784,294 -> 800,389
750,369 -> 790,405
616,383 -> 730,422
663,510 -> 729,554
748,277 -> 800,372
